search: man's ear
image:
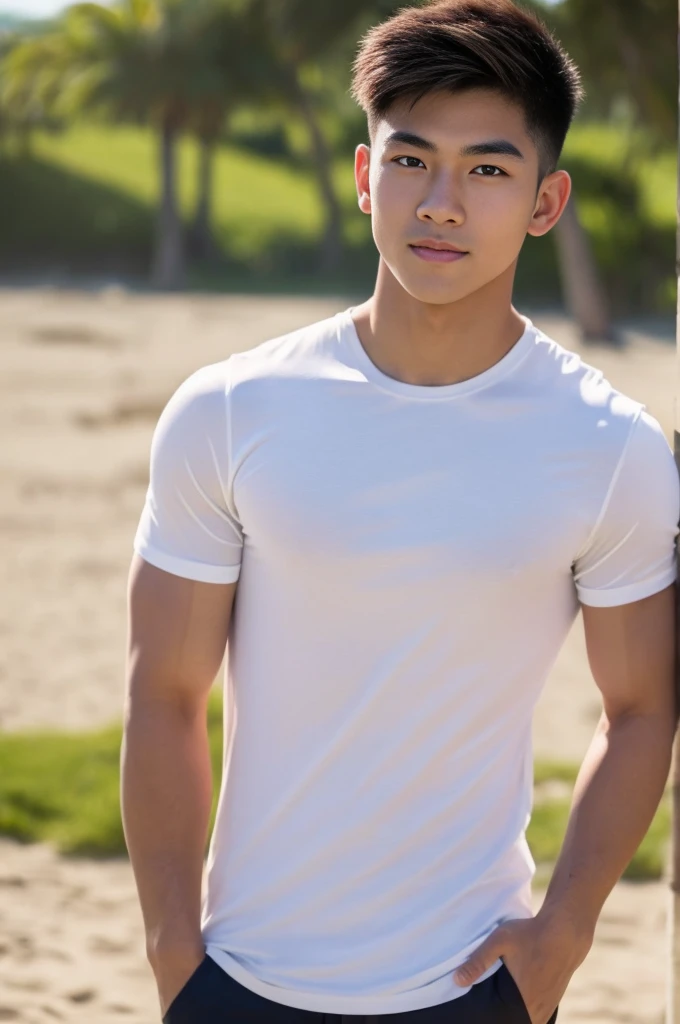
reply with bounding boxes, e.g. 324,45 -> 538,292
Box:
355,144 -> 372,215
526,169 -> 571,238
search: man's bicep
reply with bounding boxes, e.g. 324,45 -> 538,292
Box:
580,584 -> 676,720
126,554 -> 237,708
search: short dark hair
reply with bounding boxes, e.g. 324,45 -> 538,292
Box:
350,0 -> 584,179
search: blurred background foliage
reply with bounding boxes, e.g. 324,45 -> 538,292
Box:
0,0 -> 676,318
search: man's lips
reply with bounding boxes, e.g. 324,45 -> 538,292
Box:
409,243 -> 469,264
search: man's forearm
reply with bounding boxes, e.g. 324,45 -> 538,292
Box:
120,693 -> 213,962
538,708 -> 674,936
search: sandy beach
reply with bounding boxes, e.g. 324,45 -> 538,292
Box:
1,287 -> 675,1022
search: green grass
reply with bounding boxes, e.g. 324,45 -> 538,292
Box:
558,123 -> 676,311
33,124 -> 325,260
0,695 -> 224,857
527,797 -> 671,881
0,721 -> 126,856
0,118 -> 675,310
0,694 -> 671,881
561,124 -> 677,231
29,123 -> 328,265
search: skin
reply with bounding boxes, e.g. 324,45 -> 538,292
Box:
122,85 -> 677,1024
122,561 -> 236,1018
350,87 -> 570,386
453,585 -> 676,1023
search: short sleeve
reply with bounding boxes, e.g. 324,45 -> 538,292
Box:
133,361 -> 244,584
573,409 -> 679,607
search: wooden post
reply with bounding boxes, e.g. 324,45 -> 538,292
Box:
668,6 -> 680,1019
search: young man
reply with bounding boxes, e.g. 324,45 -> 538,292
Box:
122,1 -> 679,1022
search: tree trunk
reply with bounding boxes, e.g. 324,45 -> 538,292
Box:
151,118 -> 185,291
290,70 -> 344,276
18,127 -> 33,158
188,135 -> 222,264
553,194 -> 616,344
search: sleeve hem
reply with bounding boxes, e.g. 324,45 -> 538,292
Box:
133,541 -> 241,584
576,567 -> 677,608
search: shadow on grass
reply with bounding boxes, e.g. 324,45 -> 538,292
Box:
0,155 -> 153,276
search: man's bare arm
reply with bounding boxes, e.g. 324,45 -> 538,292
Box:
121,554 -> 237,1015
454,585 -> 676,1024
539,584 -> 676,932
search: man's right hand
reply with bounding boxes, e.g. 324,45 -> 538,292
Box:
150,943 -> 207,1019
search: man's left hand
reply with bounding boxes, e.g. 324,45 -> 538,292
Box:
452,907 -> 593,1024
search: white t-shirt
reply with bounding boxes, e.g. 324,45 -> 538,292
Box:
134,308 -> 679,1016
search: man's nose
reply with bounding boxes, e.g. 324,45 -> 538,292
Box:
417,175 -> 466,225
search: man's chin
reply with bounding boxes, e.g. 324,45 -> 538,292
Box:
395,276 -> 475,306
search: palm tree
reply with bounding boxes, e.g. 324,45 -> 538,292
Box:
7,0 -> 202,289
184,0 -> 270,264
0,32 -> 65,155
552,195 -> 616,343
187,99 -> 228,264
180,0 -> 414,277
70,0 -> 199,289
512,0 -> 613,342
528,0 -> 676,341
541,0 -> 676,144
257,0 -> 406,275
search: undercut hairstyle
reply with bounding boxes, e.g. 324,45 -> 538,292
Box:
350,0 -> 584,180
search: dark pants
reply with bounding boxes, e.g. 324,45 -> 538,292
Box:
163,954 -> 559,1023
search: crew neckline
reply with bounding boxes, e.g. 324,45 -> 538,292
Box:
337,306 -> 536,401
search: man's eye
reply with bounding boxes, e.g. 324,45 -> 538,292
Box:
394,156 -> 425,169
472,165 -> 506,177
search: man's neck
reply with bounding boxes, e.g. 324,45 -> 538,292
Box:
351,260 -> 527,388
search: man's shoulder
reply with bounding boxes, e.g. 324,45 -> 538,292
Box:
528,323 -> 644,439
228,310 -> 342,388
160,311 -> 343,425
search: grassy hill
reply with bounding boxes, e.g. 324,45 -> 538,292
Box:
0,119 -> 674,310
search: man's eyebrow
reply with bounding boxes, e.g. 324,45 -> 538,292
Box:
384,131 -> 525,161
460,140 -> 525,160
384,130 -> 438,152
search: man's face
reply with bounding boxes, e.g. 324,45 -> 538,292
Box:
355,87 -> 569,306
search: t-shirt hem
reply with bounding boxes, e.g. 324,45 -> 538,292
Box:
133,541 -> 241,584
203,946 -> 502,1015
576,566 -> 677,608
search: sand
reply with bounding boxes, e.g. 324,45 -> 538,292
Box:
1,287 -> 676,1021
